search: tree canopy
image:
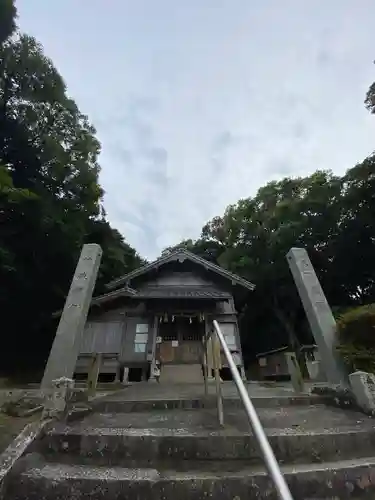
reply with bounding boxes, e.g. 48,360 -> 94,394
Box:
167,127 -> 375,363
2,0 -> 375,374
0,1 -> 143,374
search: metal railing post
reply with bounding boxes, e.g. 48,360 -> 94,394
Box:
213,320 -> 293,500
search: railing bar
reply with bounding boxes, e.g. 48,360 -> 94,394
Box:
213,320 -> 294,500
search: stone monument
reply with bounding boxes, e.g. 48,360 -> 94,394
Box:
41,244 -> 102,391
349,371 -> 375,414
286,247 -> 347,386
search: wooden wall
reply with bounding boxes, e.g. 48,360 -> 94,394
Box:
79,305 -> 155,366
80,321 -> 123,354
138,271 -> 216,288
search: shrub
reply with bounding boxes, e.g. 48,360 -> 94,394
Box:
336,304 -> 375,373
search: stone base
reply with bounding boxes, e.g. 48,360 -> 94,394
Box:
311,383 -> 358,412
349,371 -> 375,414
42,378 -> 74,420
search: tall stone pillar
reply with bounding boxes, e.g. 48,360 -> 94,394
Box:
286,247 -> 347,386
41,244 -> 102,390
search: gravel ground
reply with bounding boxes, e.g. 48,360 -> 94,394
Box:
0,412 -> 40,454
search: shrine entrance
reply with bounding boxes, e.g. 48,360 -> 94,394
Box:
156,315 -> 205,365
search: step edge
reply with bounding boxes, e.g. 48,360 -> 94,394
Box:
20,455 -> 375,482
47,426 -> 375,438
95,395 -> 326,403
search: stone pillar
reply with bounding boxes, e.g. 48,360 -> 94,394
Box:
286,247 -> 347,386
349,371 -> 375,413
42,377 -> 74,420
41,244 -> 103,391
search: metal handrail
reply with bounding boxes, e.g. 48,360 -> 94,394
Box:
212,320 -> 294,500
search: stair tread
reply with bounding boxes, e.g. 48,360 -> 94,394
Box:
20,455 -> 375,481
52,405 -> 375,436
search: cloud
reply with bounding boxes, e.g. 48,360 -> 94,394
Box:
16,0 -> 375,259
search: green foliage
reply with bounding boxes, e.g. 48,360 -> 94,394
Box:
0,0 -> 17,45
0,11 -> 142,374
336,305 -> 375,373
163,66 -> 375,363
176,159 -> 375,359
365,81 -> 375,114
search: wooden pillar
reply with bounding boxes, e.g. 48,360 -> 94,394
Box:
202,332 -> 208,396
149,315 -> 158,382
87,353 -> 102,397
122,367 -> 129,384
212,335 -> 224,426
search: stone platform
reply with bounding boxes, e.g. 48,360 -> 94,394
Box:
4,382 -> 375,499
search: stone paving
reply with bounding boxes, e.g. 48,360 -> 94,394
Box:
56,403 -> 375,435
5,381 -> 375,500
97,381 -> 307,402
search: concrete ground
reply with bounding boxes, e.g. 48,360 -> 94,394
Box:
0,413 -> 40,454
97,380 -> 312,402
58,403 -> 375,436
0,380 -> 318,456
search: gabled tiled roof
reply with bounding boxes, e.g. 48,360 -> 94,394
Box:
135,286 -> 232,299
106,248 -> 255,292
90,285 -> 231,306
90,286 -> 137,306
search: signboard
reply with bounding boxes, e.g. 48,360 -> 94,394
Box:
232,353 -> 241,366
172,340 -> 179,347
156,336 -> 162,344
135,333 -> 148,343
136,323 -> 149,334
258,357 -> 267,367
225,335 -> 236,347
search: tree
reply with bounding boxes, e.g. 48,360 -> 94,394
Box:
162,238 -> 224,263
0,12 -> 142,375
86,218 -> 145,295
0,0 -> 17,45
199,171 -> 350,363
331,157 -> 375,304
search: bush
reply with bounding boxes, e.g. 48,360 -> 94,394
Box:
336,304 -> 375,373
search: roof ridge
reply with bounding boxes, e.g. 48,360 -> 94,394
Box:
106,247 -> 255,292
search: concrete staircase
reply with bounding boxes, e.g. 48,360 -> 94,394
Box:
4,383 -> 375,499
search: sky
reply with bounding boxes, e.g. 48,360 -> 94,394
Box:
16,1 -> 375,260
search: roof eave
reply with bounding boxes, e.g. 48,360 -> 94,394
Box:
51,286 -> 137,318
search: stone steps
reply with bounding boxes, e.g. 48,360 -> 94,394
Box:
37,406 -> 375,465
92,394 -> 329,413
4,390 -> 375,499
6,456 -> 375,499
42,427 -> 375,465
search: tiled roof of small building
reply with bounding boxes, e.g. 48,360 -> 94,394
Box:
135,286 -> 232,299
